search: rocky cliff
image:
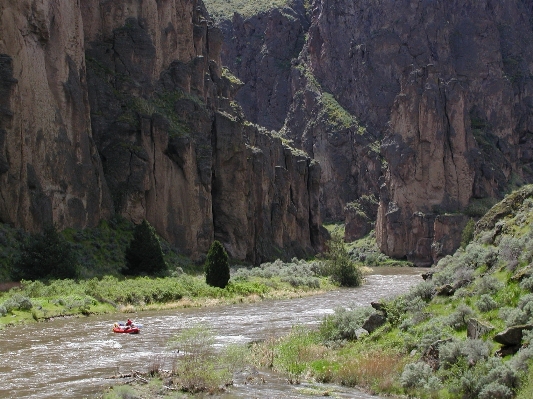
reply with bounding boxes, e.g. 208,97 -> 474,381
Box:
0,0 -> 322,263
215,0 -> 533,265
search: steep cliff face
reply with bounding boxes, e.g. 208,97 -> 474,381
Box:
0,1 -> 112,232
218,2 -> 309,131
216,0 -> 533,265
217,0 -> 382,223
0,0 -> 321,263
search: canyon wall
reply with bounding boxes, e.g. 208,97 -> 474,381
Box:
0,1 -> 111,232
0,0 -> 321,263
217,0 -> 533,265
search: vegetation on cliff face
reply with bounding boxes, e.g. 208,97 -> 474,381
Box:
203,0 -> 291,20
254,185 -> 533,398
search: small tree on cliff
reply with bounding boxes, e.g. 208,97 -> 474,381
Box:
124,219 -> 167,276
12,224 -> 79,281
324,232 -> 362,287
205,240 -> 230,288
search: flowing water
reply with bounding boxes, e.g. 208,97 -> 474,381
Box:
0,267 -> 428,398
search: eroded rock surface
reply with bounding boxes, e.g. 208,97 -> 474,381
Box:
0,0 -> 322,263
216,0 -> 533,265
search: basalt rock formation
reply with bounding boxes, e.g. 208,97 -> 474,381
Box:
0,0 -> 322,264
4,0 -> 533,267
216,0 -> 533,265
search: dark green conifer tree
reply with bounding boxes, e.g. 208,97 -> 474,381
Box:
324,232 -> 362,287
124,219 -> 167,276
205,240 -> 230,288
12,224 -> 79,281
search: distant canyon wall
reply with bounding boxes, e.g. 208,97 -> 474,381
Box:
218,0 -> 533,265
0,0 -> 322,263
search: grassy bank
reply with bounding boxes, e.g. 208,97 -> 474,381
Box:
0,258 -> 339,329
250,186 -> 533,399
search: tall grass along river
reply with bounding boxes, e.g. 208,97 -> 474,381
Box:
0,267 -> 427,398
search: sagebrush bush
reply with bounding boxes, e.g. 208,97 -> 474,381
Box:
500,307 -> 528,326
476,275 -> 504,295
520,276 -> 533,292
402,319 -> 452,353
319,306 -> 375,341
167,324 -> 235,392
499,236 -> 522,264
478,382 -> 513,399
510,345 -> 533,373
446,303 -> 474,330
400,362 -> 433,388
439,339 -> 490,369
477,294 -> 498,312
2,293 -> 33,312
502,293 -> 533,326
404,280 -> 435,302
232,258 -> 323,288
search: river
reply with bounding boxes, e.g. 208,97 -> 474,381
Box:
0,267 -> 428,398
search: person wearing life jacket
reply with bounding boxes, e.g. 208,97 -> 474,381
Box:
126,319 -> 133,326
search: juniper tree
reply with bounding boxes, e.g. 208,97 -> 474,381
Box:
12,224 -> 79,281
324,232 -> 362,287
124,219 -> 166,276
205,240 -> 230,288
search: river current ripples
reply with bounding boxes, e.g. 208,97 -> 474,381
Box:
0,267 -> 428,399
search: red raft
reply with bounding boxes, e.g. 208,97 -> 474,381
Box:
112,324 -> 140,334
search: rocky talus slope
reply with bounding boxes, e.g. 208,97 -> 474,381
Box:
0,0 -> 322,263
216,0 -> 533,265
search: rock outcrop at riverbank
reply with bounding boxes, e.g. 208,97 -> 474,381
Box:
0,0 -> 322,263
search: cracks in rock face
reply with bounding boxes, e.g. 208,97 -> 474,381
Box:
150,118 -> 158,203
441,79 -> 460,204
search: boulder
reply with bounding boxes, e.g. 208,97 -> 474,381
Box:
421,271 -> 434,281
371,301 -> 387,315
436,284 -> 455,296
422,338 -> 453,370
361,312 -> 386,333
494,325 -> 533,346
511,265 -> 533,282
467,318 -> 494,340
354,328 -> 369,340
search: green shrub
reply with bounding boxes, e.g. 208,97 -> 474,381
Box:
102,385 -> 139,399
11,224 -> 79,280
439,339 -> 490,369
167,324 -> 234,392
520,276 -> 533,292
478,382 -> 513,399
461,218 -> 476,248
319,306 -> 375,342
446,304 -> 474,330
231,258 -> 323,283
323,233 -> 362,287
204,240 -> 230,288
477,294 -> 498,312
124,220 -> 167,276
400,362 -> 433,388
404,280 -> 435,302
2,293 -> 33,312
271,326 -> 320,381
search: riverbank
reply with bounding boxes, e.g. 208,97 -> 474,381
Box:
0,269 -> 341,330
0,268 -> 421,399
